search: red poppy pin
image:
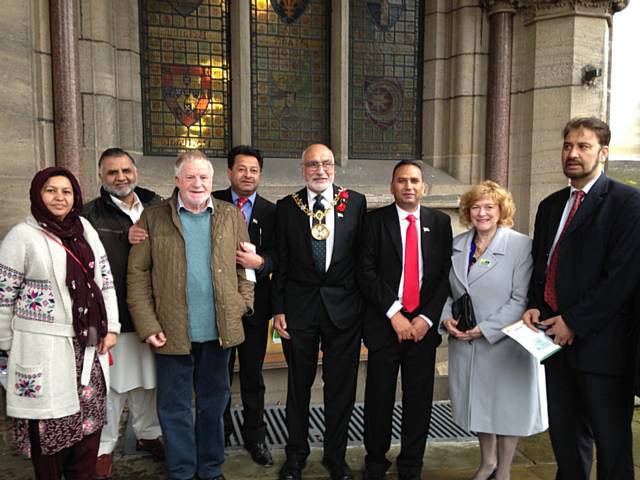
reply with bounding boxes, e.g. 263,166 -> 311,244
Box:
337,189 -> 349,213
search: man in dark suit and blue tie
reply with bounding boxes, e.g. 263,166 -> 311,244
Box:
213,145 -> 276,467
358,160 -> 452,480
523,117 -> 640,480
273,144 -> 367,480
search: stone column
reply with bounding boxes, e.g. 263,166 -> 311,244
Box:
50,0 -> 83,180
330,0 -> 349,166
508,0 -> 627,232
231,0 -> 252,146
484,0 -> 516,187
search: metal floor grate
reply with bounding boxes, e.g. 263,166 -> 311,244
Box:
226,401 -> 475,448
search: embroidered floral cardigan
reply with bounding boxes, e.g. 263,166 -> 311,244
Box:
0,215 -> 120,419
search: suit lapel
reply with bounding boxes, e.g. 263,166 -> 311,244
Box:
384,205 -> 403,264
564,174 -> 607,239
451,230 -> 473,291
419,206 -> 431,274
467,227 -> 508,285
294,187 -> 314,257
248,194 -> 264,246
329,185 -> 345,268
545,188 -> 570,253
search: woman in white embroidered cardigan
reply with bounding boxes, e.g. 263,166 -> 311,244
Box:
0,167 -> 120,480
439,181 -> 547,480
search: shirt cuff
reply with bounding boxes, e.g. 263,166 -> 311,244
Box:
418,314 -> 433,328
386,301 -> 403,319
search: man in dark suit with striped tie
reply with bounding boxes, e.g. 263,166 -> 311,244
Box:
523,117 -> 640,480
272,144 -> 367,480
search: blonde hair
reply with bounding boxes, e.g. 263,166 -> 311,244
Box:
458,180 -> 515,228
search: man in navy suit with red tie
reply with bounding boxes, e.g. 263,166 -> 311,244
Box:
523,117 -> 640,480
213,145 -> 276,467
358,160 -> 452,480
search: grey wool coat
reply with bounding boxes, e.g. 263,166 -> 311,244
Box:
439,227 -> 548,436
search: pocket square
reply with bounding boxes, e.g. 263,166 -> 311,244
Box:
252,218 -> 259,224
338,213 -> 344,218
423,227 -> 430,232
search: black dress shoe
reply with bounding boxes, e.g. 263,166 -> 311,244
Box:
321,459 -> 354,480
245,441 -> 274,466
279,461 -> 303,480
362,469 -> 384,480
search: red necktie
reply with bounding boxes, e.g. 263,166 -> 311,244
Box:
236,196 -> 248,223
403,214 -> 420,312
544,190 -> 585,311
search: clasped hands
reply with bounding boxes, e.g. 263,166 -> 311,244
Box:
390,311 -> 429,343
522,308 -> 574,346
441,318 -> 482,342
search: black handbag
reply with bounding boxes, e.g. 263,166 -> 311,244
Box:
451,293 -> 477,332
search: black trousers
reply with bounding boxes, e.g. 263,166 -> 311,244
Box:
363,334 -> 438,478
224,319 -> 270,445
545,350 -> 634,480
281,305 -> 361,468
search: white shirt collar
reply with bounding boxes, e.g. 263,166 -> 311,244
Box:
177,192 -> 213,214
395,203 -> 420,220
110,192 -> 142,212
306,186 -> 334,205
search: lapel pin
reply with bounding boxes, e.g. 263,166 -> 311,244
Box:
338,213 -> 344,218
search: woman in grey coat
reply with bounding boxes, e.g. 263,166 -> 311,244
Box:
440,181 -> 547,480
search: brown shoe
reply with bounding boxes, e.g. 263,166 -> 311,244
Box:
94,453 -> 113,479
136,437 -> 165,461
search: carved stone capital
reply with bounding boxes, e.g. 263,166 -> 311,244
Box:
516,0 -> 628,14
516,0 -> 628,25
482,0 -> 518,16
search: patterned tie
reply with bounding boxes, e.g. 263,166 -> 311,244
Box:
403,214 -> 420,312
544,190 -> 585,312
236,196 -> 248,224
311,195 -> 326,272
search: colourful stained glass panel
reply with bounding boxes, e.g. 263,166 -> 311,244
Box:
251,0 -> 330,157
349,0 -> 422,159
140,0 -> 230,156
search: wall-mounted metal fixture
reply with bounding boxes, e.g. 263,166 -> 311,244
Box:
581,65 -> 602,86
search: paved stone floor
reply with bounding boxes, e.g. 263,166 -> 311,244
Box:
2,406 -> 640,479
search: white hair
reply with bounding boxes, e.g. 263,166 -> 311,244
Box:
174,150 -> 214,177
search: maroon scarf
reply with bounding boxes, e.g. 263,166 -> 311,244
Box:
30,167 -> 108,347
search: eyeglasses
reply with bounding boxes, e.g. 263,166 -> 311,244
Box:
303,160 -> 335,171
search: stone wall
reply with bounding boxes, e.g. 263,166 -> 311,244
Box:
422,1 -> 488,187
509,1 -> 613,232
79,0 -> 144,199
0,0 -> 53,238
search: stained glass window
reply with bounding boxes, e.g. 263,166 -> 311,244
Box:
139,0 -> 230,156
251,0 -> 330,157
349,0 -> 422,159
